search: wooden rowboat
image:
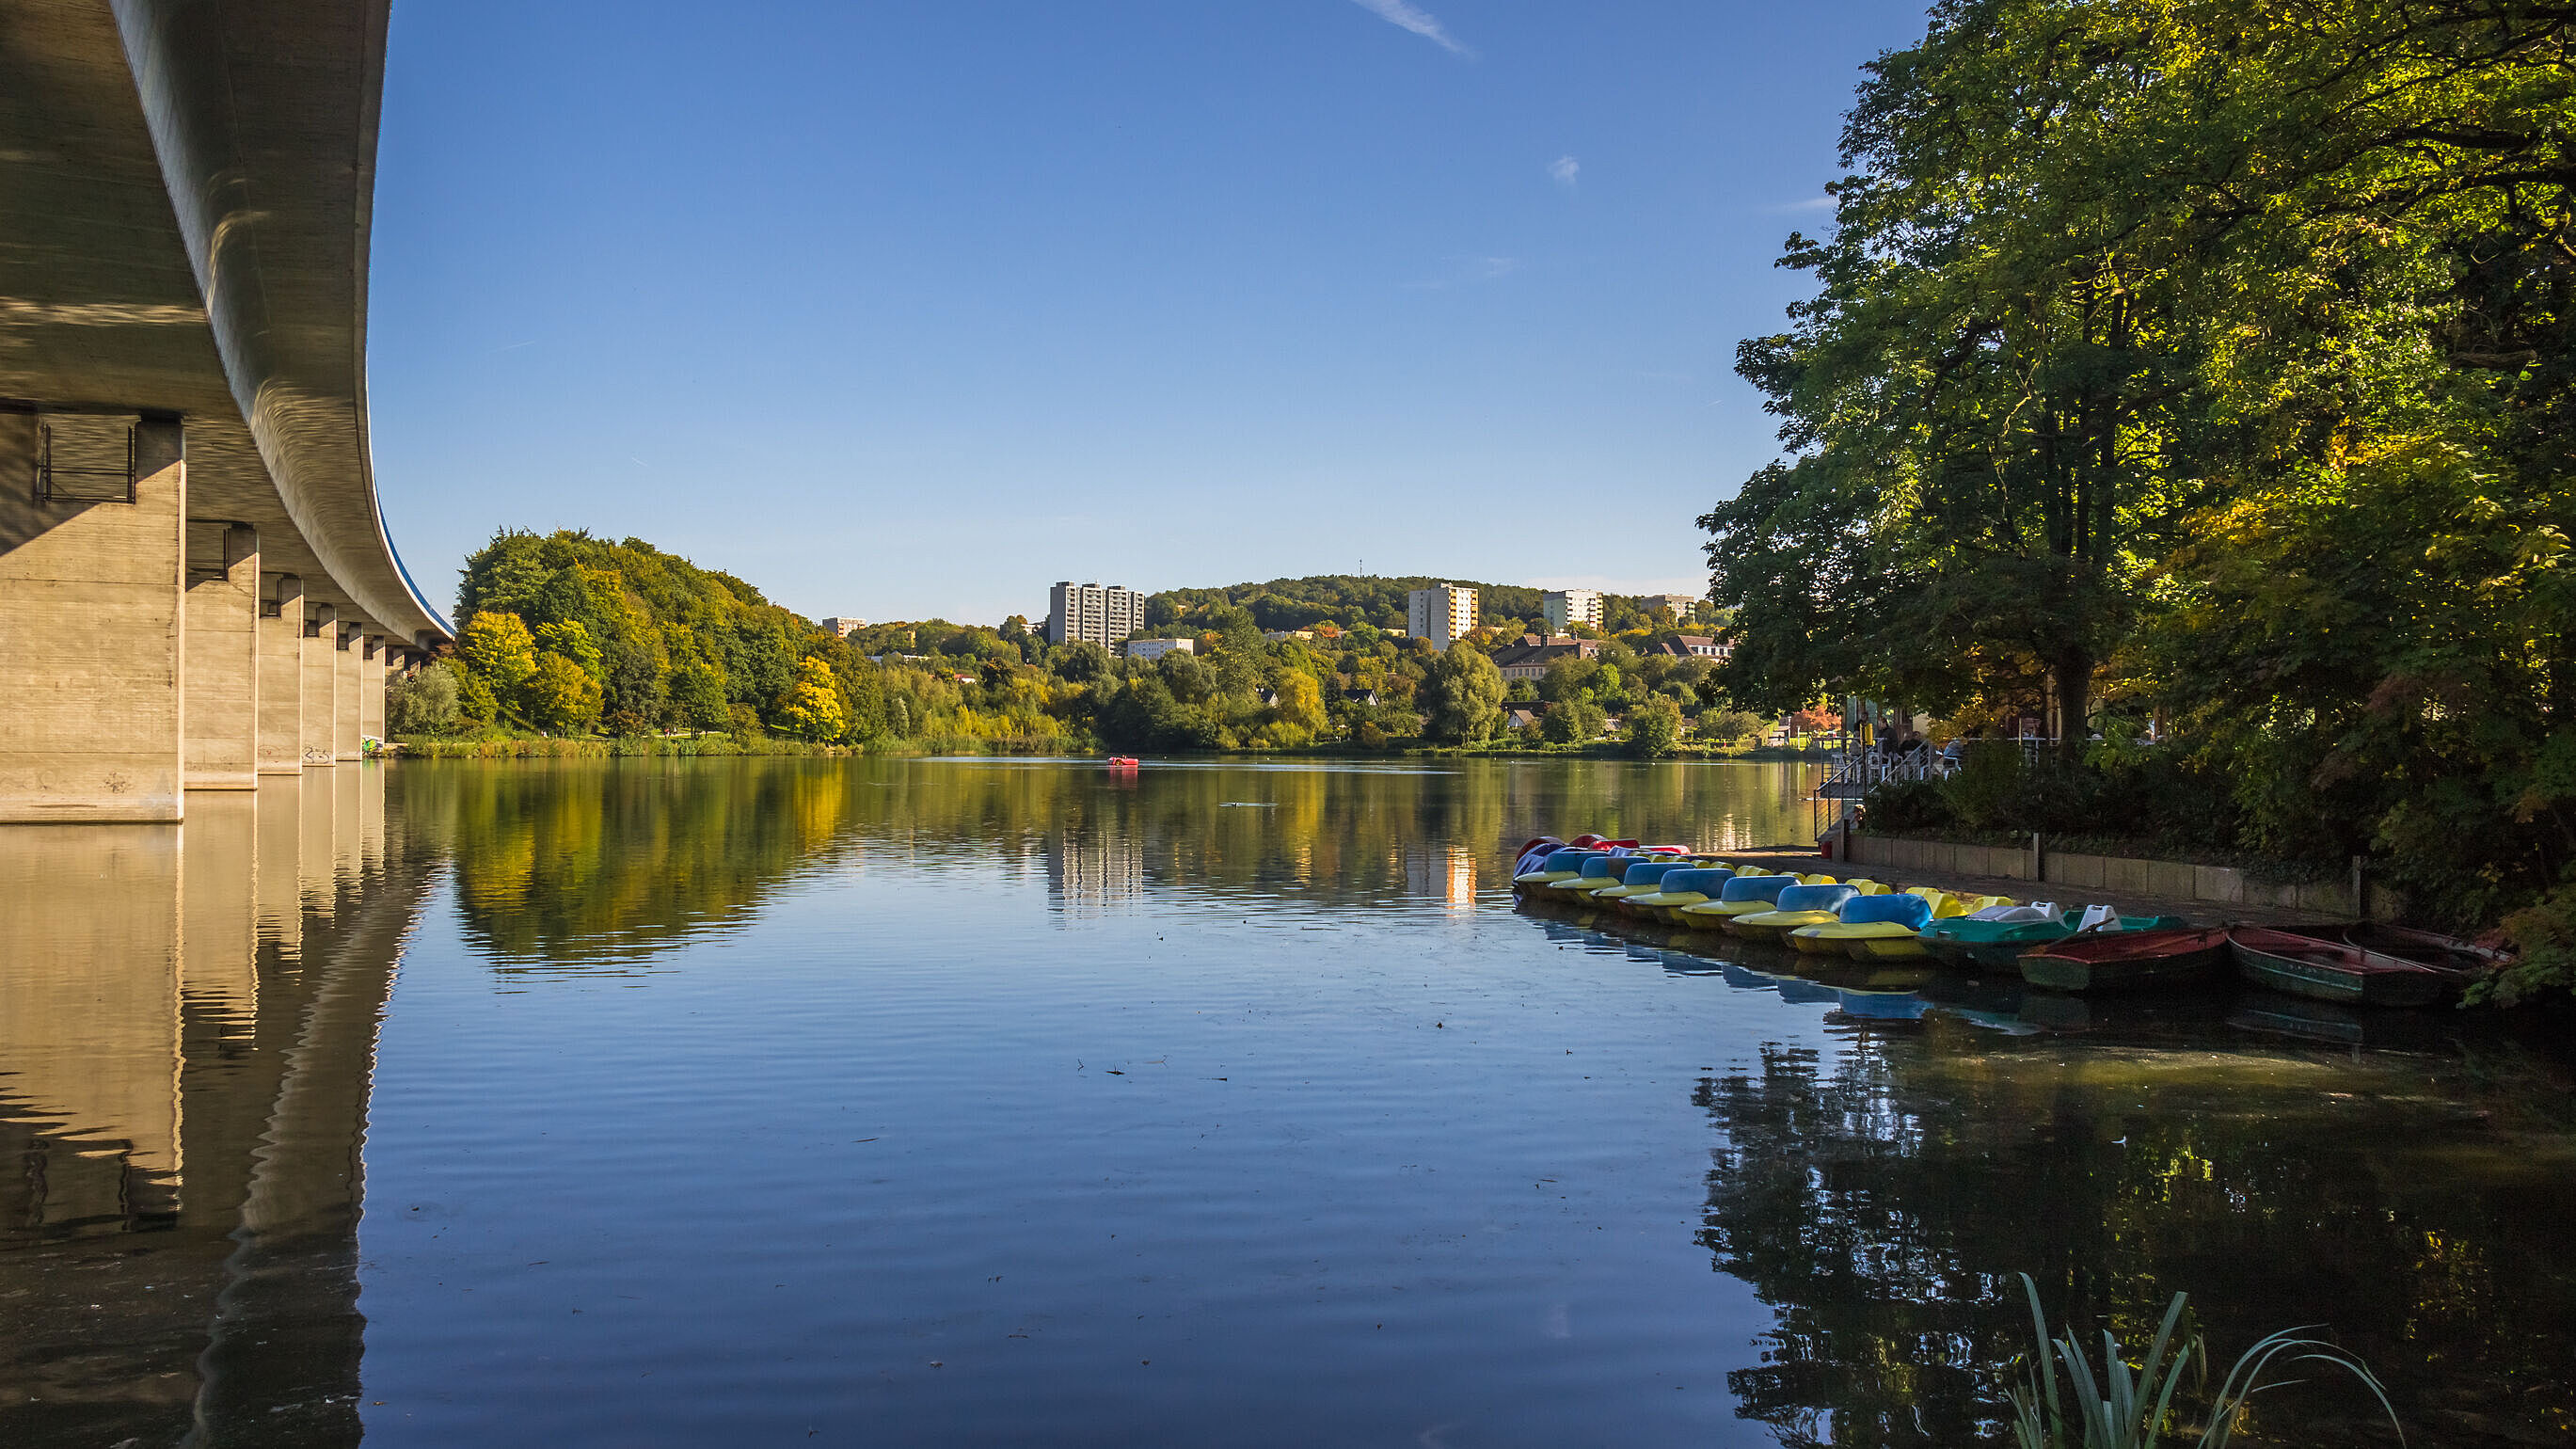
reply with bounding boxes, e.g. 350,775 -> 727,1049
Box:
2227,927 -> 2450,1008
2017,928 -> 2234,994
2344,923 -> 2510,975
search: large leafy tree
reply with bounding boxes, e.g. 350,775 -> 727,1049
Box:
1705,0 -> 2576,942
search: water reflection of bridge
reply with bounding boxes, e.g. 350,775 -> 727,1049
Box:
0,767 -> 429,1447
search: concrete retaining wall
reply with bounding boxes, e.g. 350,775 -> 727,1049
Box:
1846,834 -> 2405,919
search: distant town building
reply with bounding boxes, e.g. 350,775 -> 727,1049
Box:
819,616 -> 864,638
1406,584 -> 1477,650
1262,629 -> 1315,643
1651,633 -> 1728,660
1647,592 -> 1703,620
1542,589 -> 1603,633
1124,637 -> 1195,661
1048,581 -> 1146,647
1490,636 -> 1600,681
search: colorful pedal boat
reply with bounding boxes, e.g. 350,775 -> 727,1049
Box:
1513,848 -> 1605,889
1919,910 -> 2186,971
1678,873 -> 1800,930
1622,867 -> 1738,924
1537,853 -> 1630,899
1790,891 -> 1936,959
1589,859 -> 1694,908
1728,884 -> 1860,943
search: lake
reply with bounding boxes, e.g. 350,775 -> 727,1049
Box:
2,756 -> 2569,1446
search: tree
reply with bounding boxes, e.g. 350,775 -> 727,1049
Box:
1625,697 -> 1685,759
776,658 -> 849,741
1541,700 -> 1605,745
1269,669 -> 1328,736
1698,708 -> 1769,748
533,619 -> 603,681
522,653 -> 604,734
1421,641 -> 1504,743
460,611 -> 539,723
386,661 -> 461,737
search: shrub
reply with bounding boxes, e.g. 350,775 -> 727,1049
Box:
1941,740 -> 2027,829
1862,778 -> 1954,833
1698,708 -> 1769,747
1624,697 -> 1684,759
386,661 -> 462,737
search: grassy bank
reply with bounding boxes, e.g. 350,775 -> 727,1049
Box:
392,733 -> 840,759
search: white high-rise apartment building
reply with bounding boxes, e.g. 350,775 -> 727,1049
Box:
1047,581 -> 1146,647
1406,584 -> 1477,650
1648,592 -> 1704,621
1542,589 -> 1603,633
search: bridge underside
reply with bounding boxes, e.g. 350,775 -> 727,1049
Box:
0,0 -> 449,820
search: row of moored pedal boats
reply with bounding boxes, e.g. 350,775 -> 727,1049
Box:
1510,837 -> 2509,1008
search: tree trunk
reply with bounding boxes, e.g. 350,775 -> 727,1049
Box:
2054,654 -> 2091,764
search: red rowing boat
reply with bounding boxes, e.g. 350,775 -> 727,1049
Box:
2017,927 -> 2234,994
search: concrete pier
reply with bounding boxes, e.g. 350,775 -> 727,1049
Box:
183,522 -> 261,789
257,576 -> 306,775
300,606 -> 337,770
0,416 -> 188,823
333,626 -> 362,762
359,636 -> 386,746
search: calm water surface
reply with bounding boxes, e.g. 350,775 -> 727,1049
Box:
2,757 -> 2570,1446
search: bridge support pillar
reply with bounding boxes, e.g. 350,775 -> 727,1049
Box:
300,603 -> 337,769
358,635 -> 386,745
0,414 -> 186,822
257,574 -> 305,773
333,625 -> 361,761
184,522 -> 260,788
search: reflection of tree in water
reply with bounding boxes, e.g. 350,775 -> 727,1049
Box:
404,758 -> 1832,964
1695,1019 -> 2576,1446
404,759 -> 856,969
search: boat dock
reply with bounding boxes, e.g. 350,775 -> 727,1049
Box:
1699,848 -> 2351,929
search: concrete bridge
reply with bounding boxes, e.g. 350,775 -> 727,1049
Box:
1,0 -> 452,822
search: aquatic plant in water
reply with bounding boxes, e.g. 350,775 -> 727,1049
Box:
2008,1274 -> 2403,1448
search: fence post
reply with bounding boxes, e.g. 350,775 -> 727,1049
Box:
2029,831 -> 2043,883
2351,855 -> 2366,918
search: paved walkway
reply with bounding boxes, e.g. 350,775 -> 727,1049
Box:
1702,847 -> 2350,928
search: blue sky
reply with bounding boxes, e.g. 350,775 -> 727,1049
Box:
370,0 -> 1929,627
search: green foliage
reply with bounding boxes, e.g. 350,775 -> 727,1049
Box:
1625,696 -> 1685,759
386,661 -> 463,738
460,612 -> 538,703
1862,778 -> 1955,834
1697,708 -> 1770,747
523,654 -> 604,734
775,658 -> 849,742
1942,740 -> 2029,833
2007,1274 -> 2400,1449
1540,700 -> 1605,745
2476,885 -> 2576,1008
1704,0 -> 2576,962
1421,642 -> 1505,743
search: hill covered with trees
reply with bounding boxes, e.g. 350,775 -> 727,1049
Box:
1143,575 -> 1708,636
398,533 -> 1752,759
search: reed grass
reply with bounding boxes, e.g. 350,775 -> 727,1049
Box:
2008,1274 -> 2403,1448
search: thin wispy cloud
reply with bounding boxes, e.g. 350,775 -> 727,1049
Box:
1408,255 -> 1521,290
1348,0 -> 1469,56
1757,196 -> 1836,215
1549,155 -> 1580,187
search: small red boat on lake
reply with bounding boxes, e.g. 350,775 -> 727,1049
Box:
2228,927 -> 2451,1008
2017,927 -> 2234,994
1105,756 -> 1140,772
